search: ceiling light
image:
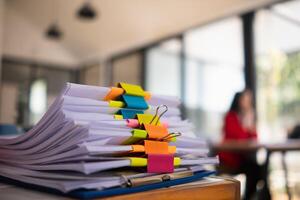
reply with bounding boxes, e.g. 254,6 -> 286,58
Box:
77,2 -> 97,20
46,23 -> 63,39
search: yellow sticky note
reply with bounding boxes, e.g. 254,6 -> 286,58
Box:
129,157 -> 147,167
136,114 -> 161,125
114,114 -> 123,120
119,82 -> 145,97
122,129 -> 147,145
174,157 -> 181,166
109,100 -> 125,108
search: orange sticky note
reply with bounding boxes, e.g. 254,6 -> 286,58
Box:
168,146 -> 176,154
104,87 -> 124,101
144,91 -> 151,100
131,145 -> 145,152
144,124 -> 169,139
144,140 -> 169,154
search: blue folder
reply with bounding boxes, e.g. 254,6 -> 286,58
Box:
0,170 -> 215,199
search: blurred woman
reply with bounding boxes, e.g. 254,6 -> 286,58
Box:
219,90 -> 270,200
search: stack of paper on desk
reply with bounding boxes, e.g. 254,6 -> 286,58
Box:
0,82 -> 218,193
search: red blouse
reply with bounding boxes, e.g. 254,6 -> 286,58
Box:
219,111 -> 257,168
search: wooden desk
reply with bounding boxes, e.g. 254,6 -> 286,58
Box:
210,139 -> 300,200
0,177 -> 240,200
211,139 -> 300,153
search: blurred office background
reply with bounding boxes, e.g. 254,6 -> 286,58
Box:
0,0 -> 300,198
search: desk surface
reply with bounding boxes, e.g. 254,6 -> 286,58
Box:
211,139 -> 300,153
0,177 -> 240,200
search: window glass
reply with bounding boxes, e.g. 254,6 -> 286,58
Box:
29,79 -> 47,124
145,39 -> 181,97
184,17 -> 245,139
255,1 -> 300,142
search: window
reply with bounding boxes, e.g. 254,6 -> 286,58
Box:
255,1 -> 300,142
255,1 -> 300,192
29,79 -> 47,124
145,38 -> 181,97
184,17 -> 245,139
0,61 -> 76,127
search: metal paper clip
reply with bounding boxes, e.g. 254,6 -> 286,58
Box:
158,132 -> 182,141
149,105 -> 168,125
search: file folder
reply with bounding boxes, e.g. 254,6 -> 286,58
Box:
0,171 -> 214,199
69,170 -> 215,199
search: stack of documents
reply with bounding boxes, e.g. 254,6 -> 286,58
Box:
0,82 -> 218,194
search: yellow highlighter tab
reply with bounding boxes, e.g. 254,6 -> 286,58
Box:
109,100 -> 125,108
114,114 -> 123,120
136,114 -> 161,126
119,82 -> 145,97
122,129 -> 147,145
129,157 -> 180,167
174,157 -> 181,166
129,157 -> 147,167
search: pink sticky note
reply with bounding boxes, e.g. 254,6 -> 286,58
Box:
161,122 -> 169,128
147,154 -> 174,173
127,119 -> 139,128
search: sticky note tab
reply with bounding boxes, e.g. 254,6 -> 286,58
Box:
114,114 -> 123,120
161,122 -> 169,128
109,100 -> 125,108
174,157 -> 181,166
144,124 -> 169,139
168,146 -> 176,154
131,145 -> 175,154
132,129 -> 148,138
127,119 -> 139,128
131,145 -> 145,152
147,154 -> 174,173
122,94 -> 148,110
119,82 -> 145,97
122,129 -> 147,145
129,157 -> 147,167
144,140 -> 169,154
144,91 -> 151,100
136,114 -> 160,125
104,87 -> 124,101
119,109 -> 144,119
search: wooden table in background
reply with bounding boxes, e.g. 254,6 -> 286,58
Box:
210,139 -> 300,200
0,177 -> 240,200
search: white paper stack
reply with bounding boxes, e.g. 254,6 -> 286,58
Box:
0,83 -> 218,193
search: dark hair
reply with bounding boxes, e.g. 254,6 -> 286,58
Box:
229,91 -> 243,113
229,89 -> 250,113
